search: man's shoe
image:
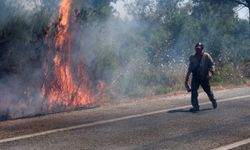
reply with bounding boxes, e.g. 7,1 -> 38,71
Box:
189,107 -> 199,113
212,101 -> 217,109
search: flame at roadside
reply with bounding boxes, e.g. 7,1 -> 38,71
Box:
42,0 -> 94,109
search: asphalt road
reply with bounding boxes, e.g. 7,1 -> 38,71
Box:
0,87 -> 250,150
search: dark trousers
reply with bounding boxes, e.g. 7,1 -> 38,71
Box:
191,78 -> 216,109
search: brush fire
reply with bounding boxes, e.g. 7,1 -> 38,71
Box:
42,0 -> 95,109
0,0 -> 110,120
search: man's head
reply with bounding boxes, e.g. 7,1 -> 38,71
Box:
195,43 -> 204,54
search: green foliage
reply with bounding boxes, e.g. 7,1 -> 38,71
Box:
1,0 -> 249,102
212,63 -> 246,85
112,61 -> 184,98
130,0 -> 250,63
0,12 -> 50,73
90,49 -> 118,82
120,0 -> 250,98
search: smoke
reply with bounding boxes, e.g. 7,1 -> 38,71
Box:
71,0 -> 188,99
0,1 -> 61,120
0,0 -> 187,120
74,14 -> 149,98
1,0 -> 248,120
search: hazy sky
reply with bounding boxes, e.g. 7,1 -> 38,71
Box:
7,0 -> 250,20
112,0 -> 249,20
111,0 -> 135,20
237,7 -> 249,20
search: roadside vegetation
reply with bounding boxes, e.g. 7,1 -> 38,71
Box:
0,0 -> 249,105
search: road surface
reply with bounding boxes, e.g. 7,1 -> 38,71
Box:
0,87 -> 250,150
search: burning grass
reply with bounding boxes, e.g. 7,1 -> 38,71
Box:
42,0 -> 95,109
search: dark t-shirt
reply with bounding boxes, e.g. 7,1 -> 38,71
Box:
188,52 -> 215,80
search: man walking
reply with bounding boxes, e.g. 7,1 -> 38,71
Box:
185,43 -> 217,112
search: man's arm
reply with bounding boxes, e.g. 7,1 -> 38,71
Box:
185,71 -> 192,92
206,53 -> 215,80
185,71 -> 191,83
207,54 -> 215,75
186,56 -> 193,82
185,56 -> 192,92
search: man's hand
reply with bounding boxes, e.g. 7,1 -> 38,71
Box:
207,75 -> 212,80
207,71 -> 213,80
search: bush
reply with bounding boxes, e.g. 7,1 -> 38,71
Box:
212,63 -> 246,85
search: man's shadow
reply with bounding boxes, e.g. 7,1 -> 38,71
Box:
168,108 -> 213,113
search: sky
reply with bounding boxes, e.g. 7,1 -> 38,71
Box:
110,0 -> 135,20
6,0 -> 42,11
111,0 -> 249,20
5,0 -> 250,20
237,6 -> 249,20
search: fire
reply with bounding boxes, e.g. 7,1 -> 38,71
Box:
42,0 -> 94,108
55,0 -> 71,48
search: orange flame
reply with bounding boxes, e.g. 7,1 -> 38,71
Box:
55,0 -> 71,48
42,0 -> 94,108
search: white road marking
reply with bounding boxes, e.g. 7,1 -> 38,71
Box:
0,95 -> 250,144
213,138 -> 250,150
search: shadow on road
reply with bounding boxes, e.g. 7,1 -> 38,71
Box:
168,108 -> 213,113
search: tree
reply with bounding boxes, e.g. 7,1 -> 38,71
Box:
232,0 -> 250,38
